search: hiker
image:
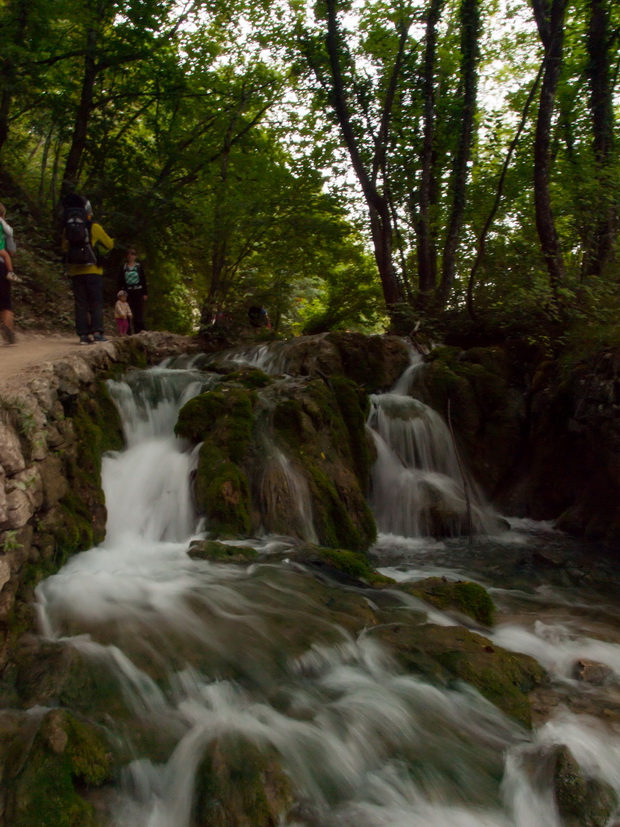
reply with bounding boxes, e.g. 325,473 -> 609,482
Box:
61,195 -> 114,344
248,305 -> 270,328
117,247 -> 148,333
0,203 -> 20,344
114,290 -> 132,336
0,258 -> 15,345
0,203 -> 17,256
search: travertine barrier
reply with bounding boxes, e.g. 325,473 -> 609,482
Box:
0,332 -> 198,668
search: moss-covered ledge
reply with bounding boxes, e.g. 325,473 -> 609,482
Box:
0,332 -> 199,671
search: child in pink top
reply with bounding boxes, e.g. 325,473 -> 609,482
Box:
114,290 -> 132,335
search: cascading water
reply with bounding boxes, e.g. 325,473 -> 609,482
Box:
27,354 -> 620,827
368,353 -> 498,538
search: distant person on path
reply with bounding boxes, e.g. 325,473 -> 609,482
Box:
62,195 -> 114,344
0,203 -> 20,344
117,247 -> 147,333
114,290 -> 132,336
248,305 -> 270,329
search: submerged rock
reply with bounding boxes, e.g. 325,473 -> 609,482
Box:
371,622 -> 546,727
397,577 -> 496,626
552,744 -> 617,827
192,734 -> 293,827
189,540 -> 258,563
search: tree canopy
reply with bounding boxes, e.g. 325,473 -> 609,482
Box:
0,0 -> 618,342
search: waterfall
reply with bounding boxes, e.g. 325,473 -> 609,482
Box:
367,357 -> 499,539
26,357 -> 620,827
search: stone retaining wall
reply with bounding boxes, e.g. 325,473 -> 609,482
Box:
0,332 -> 198,669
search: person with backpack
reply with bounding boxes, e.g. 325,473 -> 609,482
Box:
61,195 -> 114,344
117,247 -> 148,333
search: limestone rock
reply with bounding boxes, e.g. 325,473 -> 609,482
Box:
38,454 -> 68,510
0,421 -> 25,475
572,659 -> 615,686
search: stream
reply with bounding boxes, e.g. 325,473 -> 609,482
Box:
32,349 -> 620,826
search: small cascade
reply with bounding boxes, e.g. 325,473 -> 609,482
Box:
258,447 -> 318,543
104,367 -> 213,544
368,364 -> 498,539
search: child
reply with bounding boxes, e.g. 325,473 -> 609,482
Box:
114,290 -> 132,336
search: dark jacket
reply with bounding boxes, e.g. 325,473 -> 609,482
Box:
118,261 -> 147,294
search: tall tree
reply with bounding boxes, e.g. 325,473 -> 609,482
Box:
582,0 -> 617,277
531,0 -> 569,299
435,0 -> 480,308
299,0 -> 408,311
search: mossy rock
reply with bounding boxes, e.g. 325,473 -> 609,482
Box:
271,379 -> 376,551
279,544 -> 392,587
177,385 -> 257,537
196,451 -> 252,538
330,376 -> 373,491
3,709 -> 114,827
552,744 -> 618,827
371,623 -> 546,727
400,578 -> 495,626
192,734 -> 293,826
188,540 -> 258,563
175,386 -> 256,464
57,380 -> 124,562
222,368 -> 273,389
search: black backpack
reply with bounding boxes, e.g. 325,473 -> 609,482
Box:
63,198 -> 97,265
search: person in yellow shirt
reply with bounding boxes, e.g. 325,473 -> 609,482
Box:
61,196 -> 114,344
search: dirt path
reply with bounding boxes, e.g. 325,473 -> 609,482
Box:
0,331 -> 89,389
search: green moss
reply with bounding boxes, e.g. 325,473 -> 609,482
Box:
315,547 -> 390,585
188,540 -> 258,562
197,451 -> 252,538
331,376 -> 372,491
176,387 -> 256,465
8,712 -> 113,827
193,735 -> 293,826
405,578 -> 496,626
64,716 -> 113,786
300,459 -> 375,551
271,380 -> 377,551
222,368 -> 273,389
374,624 -> 546,727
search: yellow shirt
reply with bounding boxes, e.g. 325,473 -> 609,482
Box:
63,222 -> 114,275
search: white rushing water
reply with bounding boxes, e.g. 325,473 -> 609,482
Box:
368,354 -> 499,539
32,360 -> 620,826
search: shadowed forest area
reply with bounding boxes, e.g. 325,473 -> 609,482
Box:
0,0 -> 618,349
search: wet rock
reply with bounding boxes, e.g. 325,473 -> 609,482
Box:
1,708 -> 115,827
189,540 -> 258,564
552,744 -> 617,827
371,622 -> 546,726
192,734 -> 293,827
276,543 -> 390,587
572,659 -> 615,686
395,577 -> 496,626
531,550 -> 566,569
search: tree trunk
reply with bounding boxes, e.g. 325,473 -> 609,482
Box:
435,0 -> 480,309
61,21 -> 100,197
323,0 -> 403,310
415,0 -> 444,299
531,0 -> 568,298
582,0 -> 616,277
